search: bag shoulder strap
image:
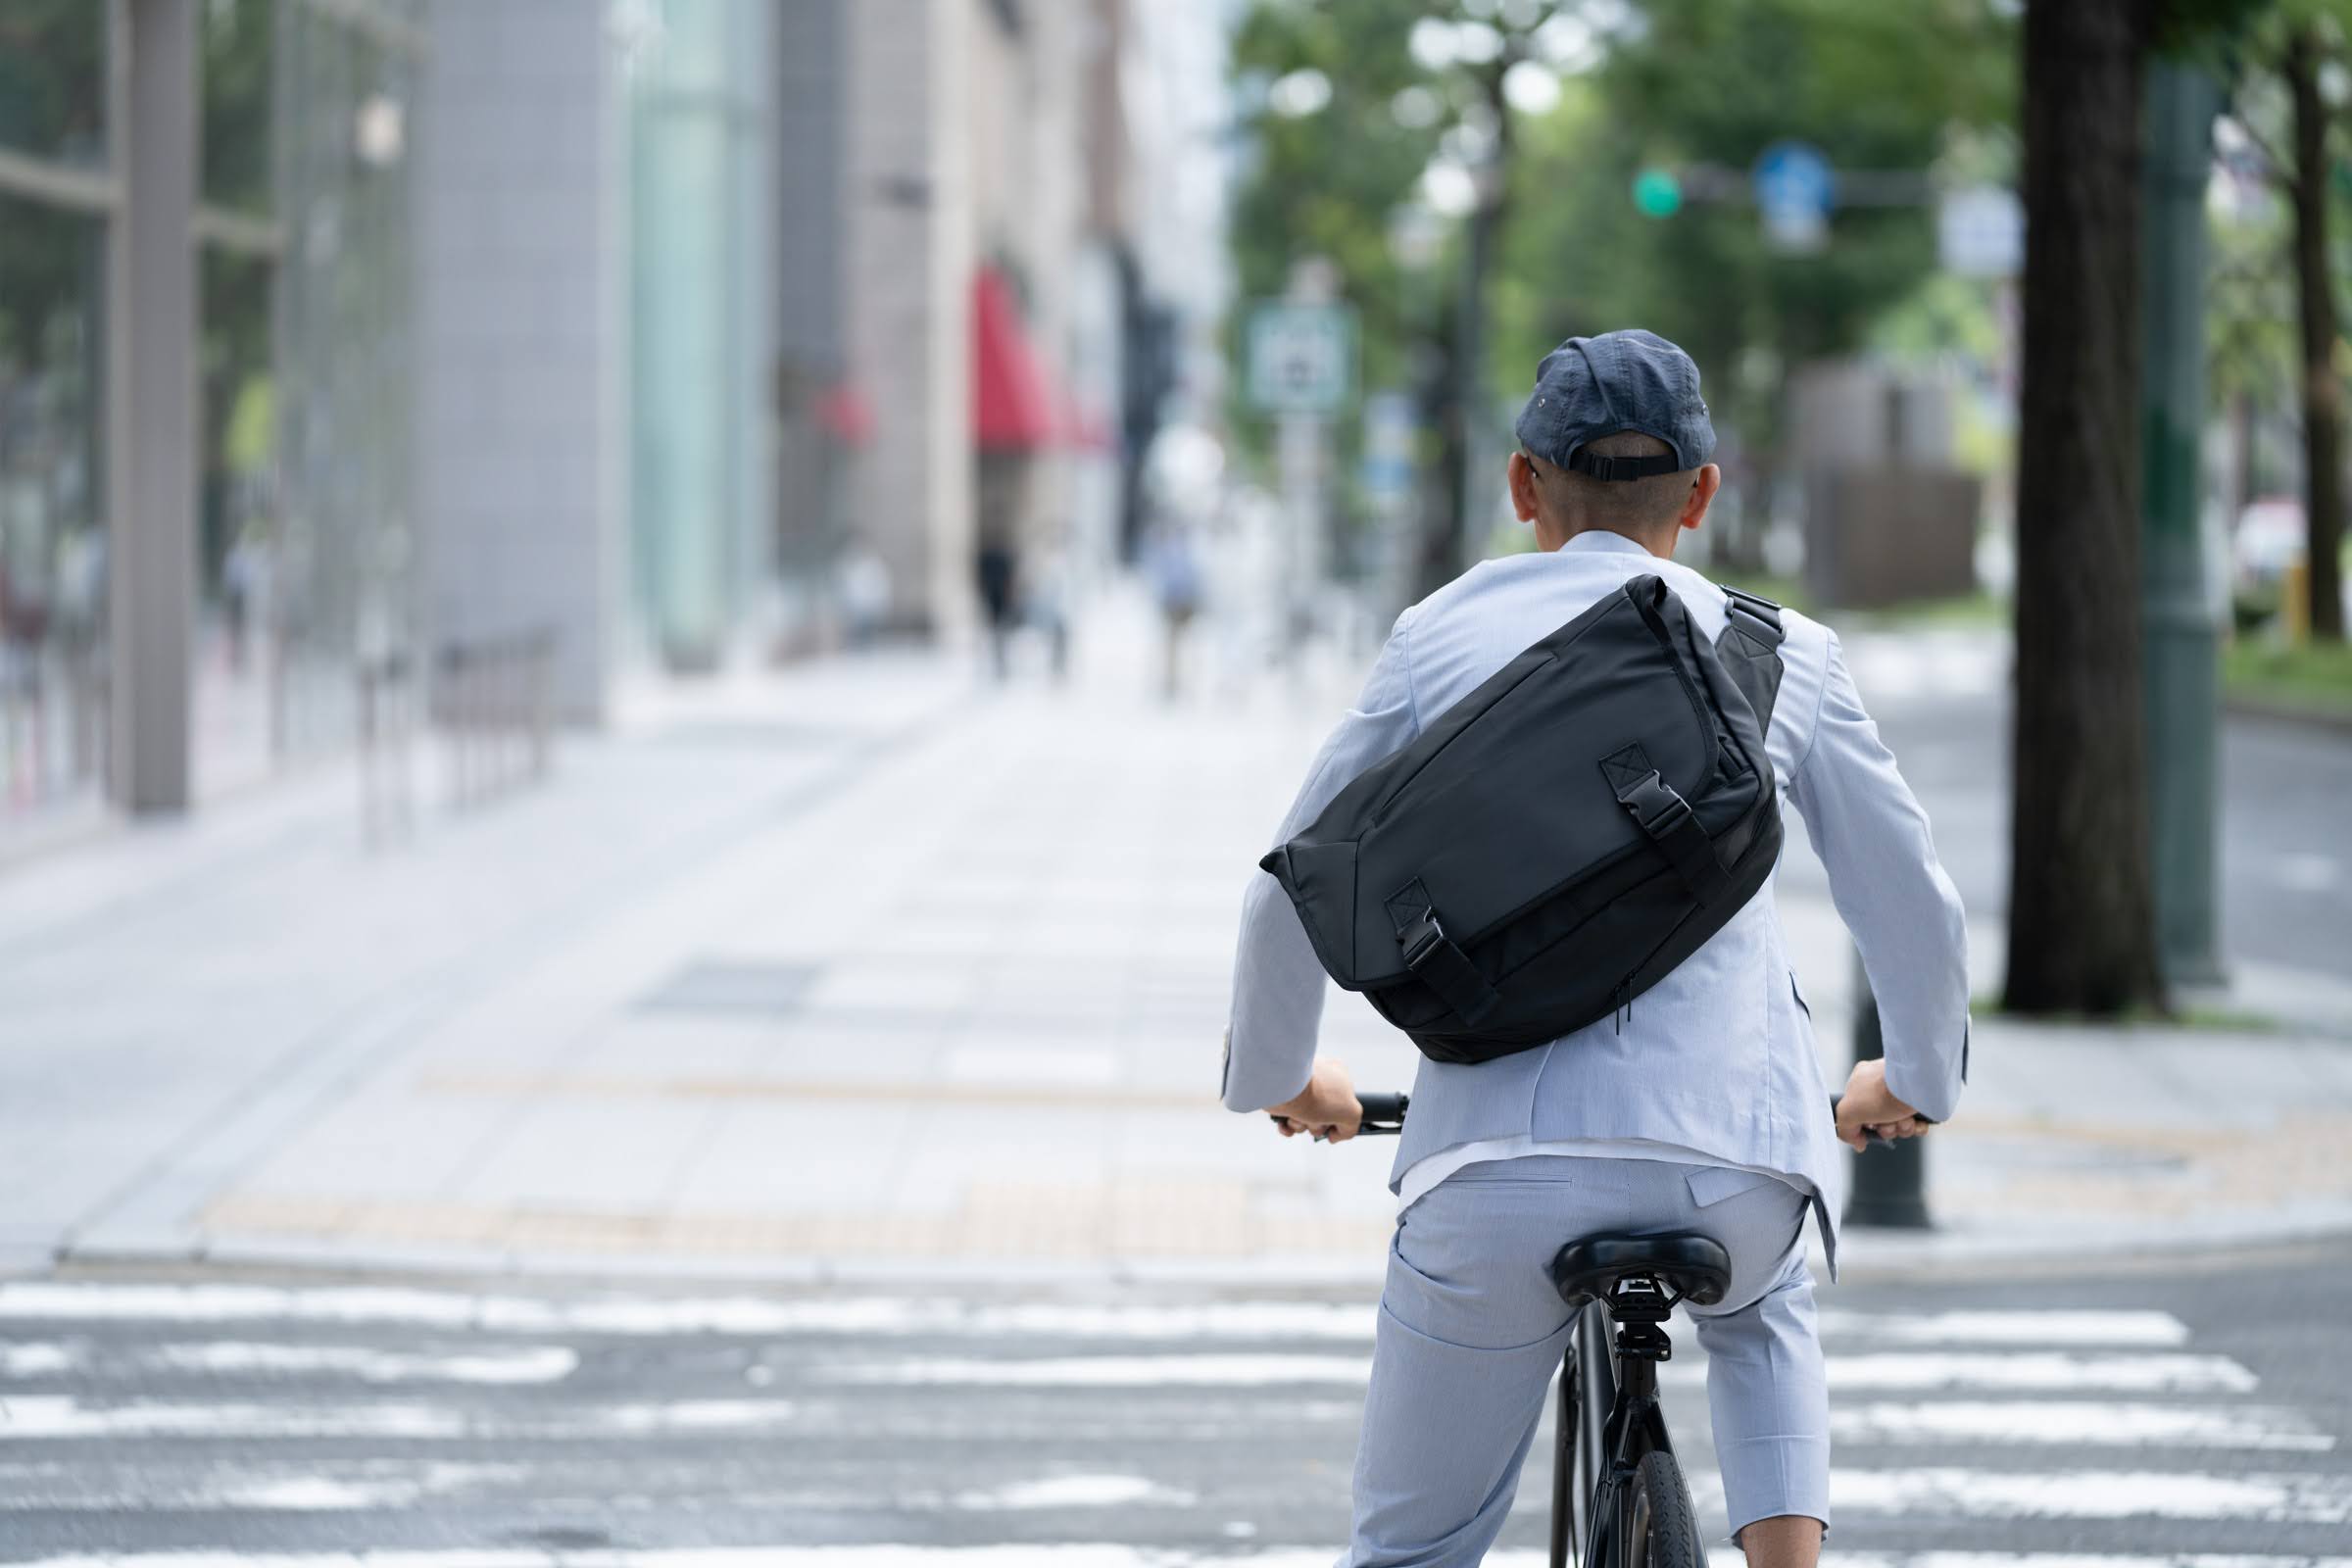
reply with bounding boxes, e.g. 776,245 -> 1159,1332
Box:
1715,585 -> 1787,732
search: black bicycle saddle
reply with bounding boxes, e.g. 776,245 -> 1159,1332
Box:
1550,1232 -> 1732,1309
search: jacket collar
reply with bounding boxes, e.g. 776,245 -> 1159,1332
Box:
1556,528 -> 1663,560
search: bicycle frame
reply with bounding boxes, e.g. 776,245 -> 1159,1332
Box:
1550,1298 -> 1681,1568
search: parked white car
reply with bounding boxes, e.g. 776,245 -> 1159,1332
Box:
2232,496 -> 2306,589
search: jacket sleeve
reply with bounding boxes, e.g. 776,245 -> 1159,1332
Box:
1783,630 -> 1971,1123
1221,612 -> 1422,1112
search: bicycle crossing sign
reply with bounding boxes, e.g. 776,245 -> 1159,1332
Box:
1246,301 -> 1357,416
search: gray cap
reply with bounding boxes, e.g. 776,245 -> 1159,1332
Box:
1513,328 -> 1715,480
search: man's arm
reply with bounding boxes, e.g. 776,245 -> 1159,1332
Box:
1785,630 -> 1970,1127
1221,612 -> 1421,1114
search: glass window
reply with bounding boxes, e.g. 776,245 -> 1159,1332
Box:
194,246 -> 278,794
0,191 -> 107,814
202,0 -> 276,217
270,0 -> 418,759
0,2 -> 107,169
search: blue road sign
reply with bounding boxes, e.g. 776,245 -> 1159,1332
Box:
1753,140 -> 1833,252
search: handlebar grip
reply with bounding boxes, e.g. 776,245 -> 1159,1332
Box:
1356,1092 -> 1409,1134
1831,1094 -> 1892,1146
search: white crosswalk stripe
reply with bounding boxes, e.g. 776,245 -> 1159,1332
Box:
813,1348 -> 2262,1394
5,1554 -> 2352,1568
0,1283 -> 2340,1561
1828,1400 -> 2335,1451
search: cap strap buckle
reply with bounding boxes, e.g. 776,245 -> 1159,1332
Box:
1566,448 -> 1683,481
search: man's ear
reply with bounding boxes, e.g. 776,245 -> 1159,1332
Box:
1507,451 -> 1542,524
1679,464 -> 1723,534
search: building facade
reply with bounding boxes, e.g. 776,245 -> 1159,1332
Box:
0,0 -> 425,830
0,0 -> 1222,839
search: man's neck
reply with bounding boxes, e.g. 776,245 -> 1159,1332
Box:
1552,524 -> 1675,560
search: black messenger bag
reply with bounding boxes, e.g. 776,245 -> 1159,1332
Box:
1260,575 -> 1787,1065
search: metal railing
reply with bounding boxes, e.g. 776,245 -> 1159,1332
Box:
357,626 -> 557,846
0,638 -> 109,815
356,648 -> 420,847
436,627 -> 557,810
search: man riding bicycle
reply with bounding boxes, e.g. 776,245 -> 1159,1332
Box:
1221,330 -> 1969,1568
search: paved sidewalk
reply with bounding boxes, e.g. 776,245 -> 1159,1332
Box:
2,595 -> 2348,1285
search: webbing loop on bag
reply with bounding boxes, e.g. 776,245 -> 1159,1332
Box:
1601,745 -> 1730,902
1386,880 -> 1501,1026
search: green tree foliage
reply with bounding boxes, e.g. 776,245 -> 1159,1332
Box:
1229,0 -> 1452,402
1497,0 -> 2013,555
1228,0 -> 2019,566
2207,0 -> 2352,640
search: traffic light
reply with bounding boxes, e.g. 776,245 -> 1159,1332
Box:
1632,168 -> 1683,219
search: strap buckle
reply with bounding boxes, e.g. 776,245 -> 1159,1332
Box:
1398,909 -> 1446,966
1621,770 -> 1693,837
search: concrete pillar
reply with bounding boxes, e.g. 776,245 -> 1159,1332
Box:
415,0 -> 621,721
844,0 -> 973,639
107,0 -> 199,812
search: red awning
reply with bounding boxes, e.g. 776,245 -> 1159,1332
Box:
972,268 -> 1060,453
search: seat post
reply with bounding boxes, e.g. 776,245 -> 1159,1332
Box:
1602,1273 -> 1676,1400
1612,1319 -> 1669,1399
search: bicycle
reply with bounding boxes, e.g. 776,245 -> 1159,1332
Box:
1323,1091 -> 1867,1568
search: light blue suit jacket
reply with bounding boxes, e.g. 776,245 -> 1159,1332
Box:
1222,531 -> 1971,1265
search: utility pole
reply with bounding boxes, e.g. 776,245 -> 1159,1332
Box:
2140,59 -> 2226,987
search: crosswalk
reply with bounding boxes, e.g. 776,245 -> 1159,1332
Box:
0,1279 -> 2342,1565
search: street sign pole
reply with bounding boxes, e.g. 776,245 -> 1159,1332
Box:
1279,406 -> 1321,671
2141,60 -> 2227,988
1246,264 -> 1356,676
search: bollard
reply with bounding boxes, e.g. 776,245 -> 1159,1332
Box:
1844,950 -> 1933,1229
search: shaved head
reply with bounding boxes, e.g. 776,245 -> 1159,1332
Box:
1527,431 -> 1697,543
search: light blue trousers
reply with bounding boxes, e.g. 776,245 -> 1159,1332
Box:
1345,1155 -> 1830,1566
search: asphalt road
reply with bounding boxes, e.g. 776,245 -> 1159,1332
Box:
0,1243 -> 2346,1564
1788,629 -> 2352,991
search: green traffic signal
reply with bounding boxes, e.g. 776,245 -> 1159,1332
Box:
1633,168 -> 1683,219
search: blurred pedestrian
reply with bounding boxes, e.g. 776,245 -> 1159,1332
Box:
975,531 -> 1019,680
221,527 -> 272,675
836,548 -> 891,649
1143,521 -> 1202,701
1027,544 -> 1073,683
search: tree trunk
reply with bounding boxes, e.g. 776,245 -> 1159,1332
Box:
2233,390 -> 2255,524
2287,24 -> 2346,643
1418,326 -> 1470,603
1417,59 -> 1520,601
2003,0 -> 2166,1015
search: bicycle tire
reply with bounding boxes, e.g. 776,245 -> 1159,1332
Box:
1625,1449 -> 1706,1568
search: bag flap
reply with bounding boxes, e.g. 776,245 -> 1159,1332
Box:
1346,582 -> 1718,986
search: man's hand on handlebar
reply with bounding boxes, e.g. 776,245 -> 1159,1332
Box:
1266,1055 -> 1361,1144
1836,1057 -> 1931,1151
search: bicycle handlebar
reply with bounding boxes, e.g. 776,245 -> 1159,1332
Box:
1288,1092 -> 1899,1145
1263,1091 -> 1408,1138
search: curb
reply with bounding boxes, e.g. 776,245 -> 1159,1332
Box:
2225,691 -> 2352,737
26,1209 -> 2352,1294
